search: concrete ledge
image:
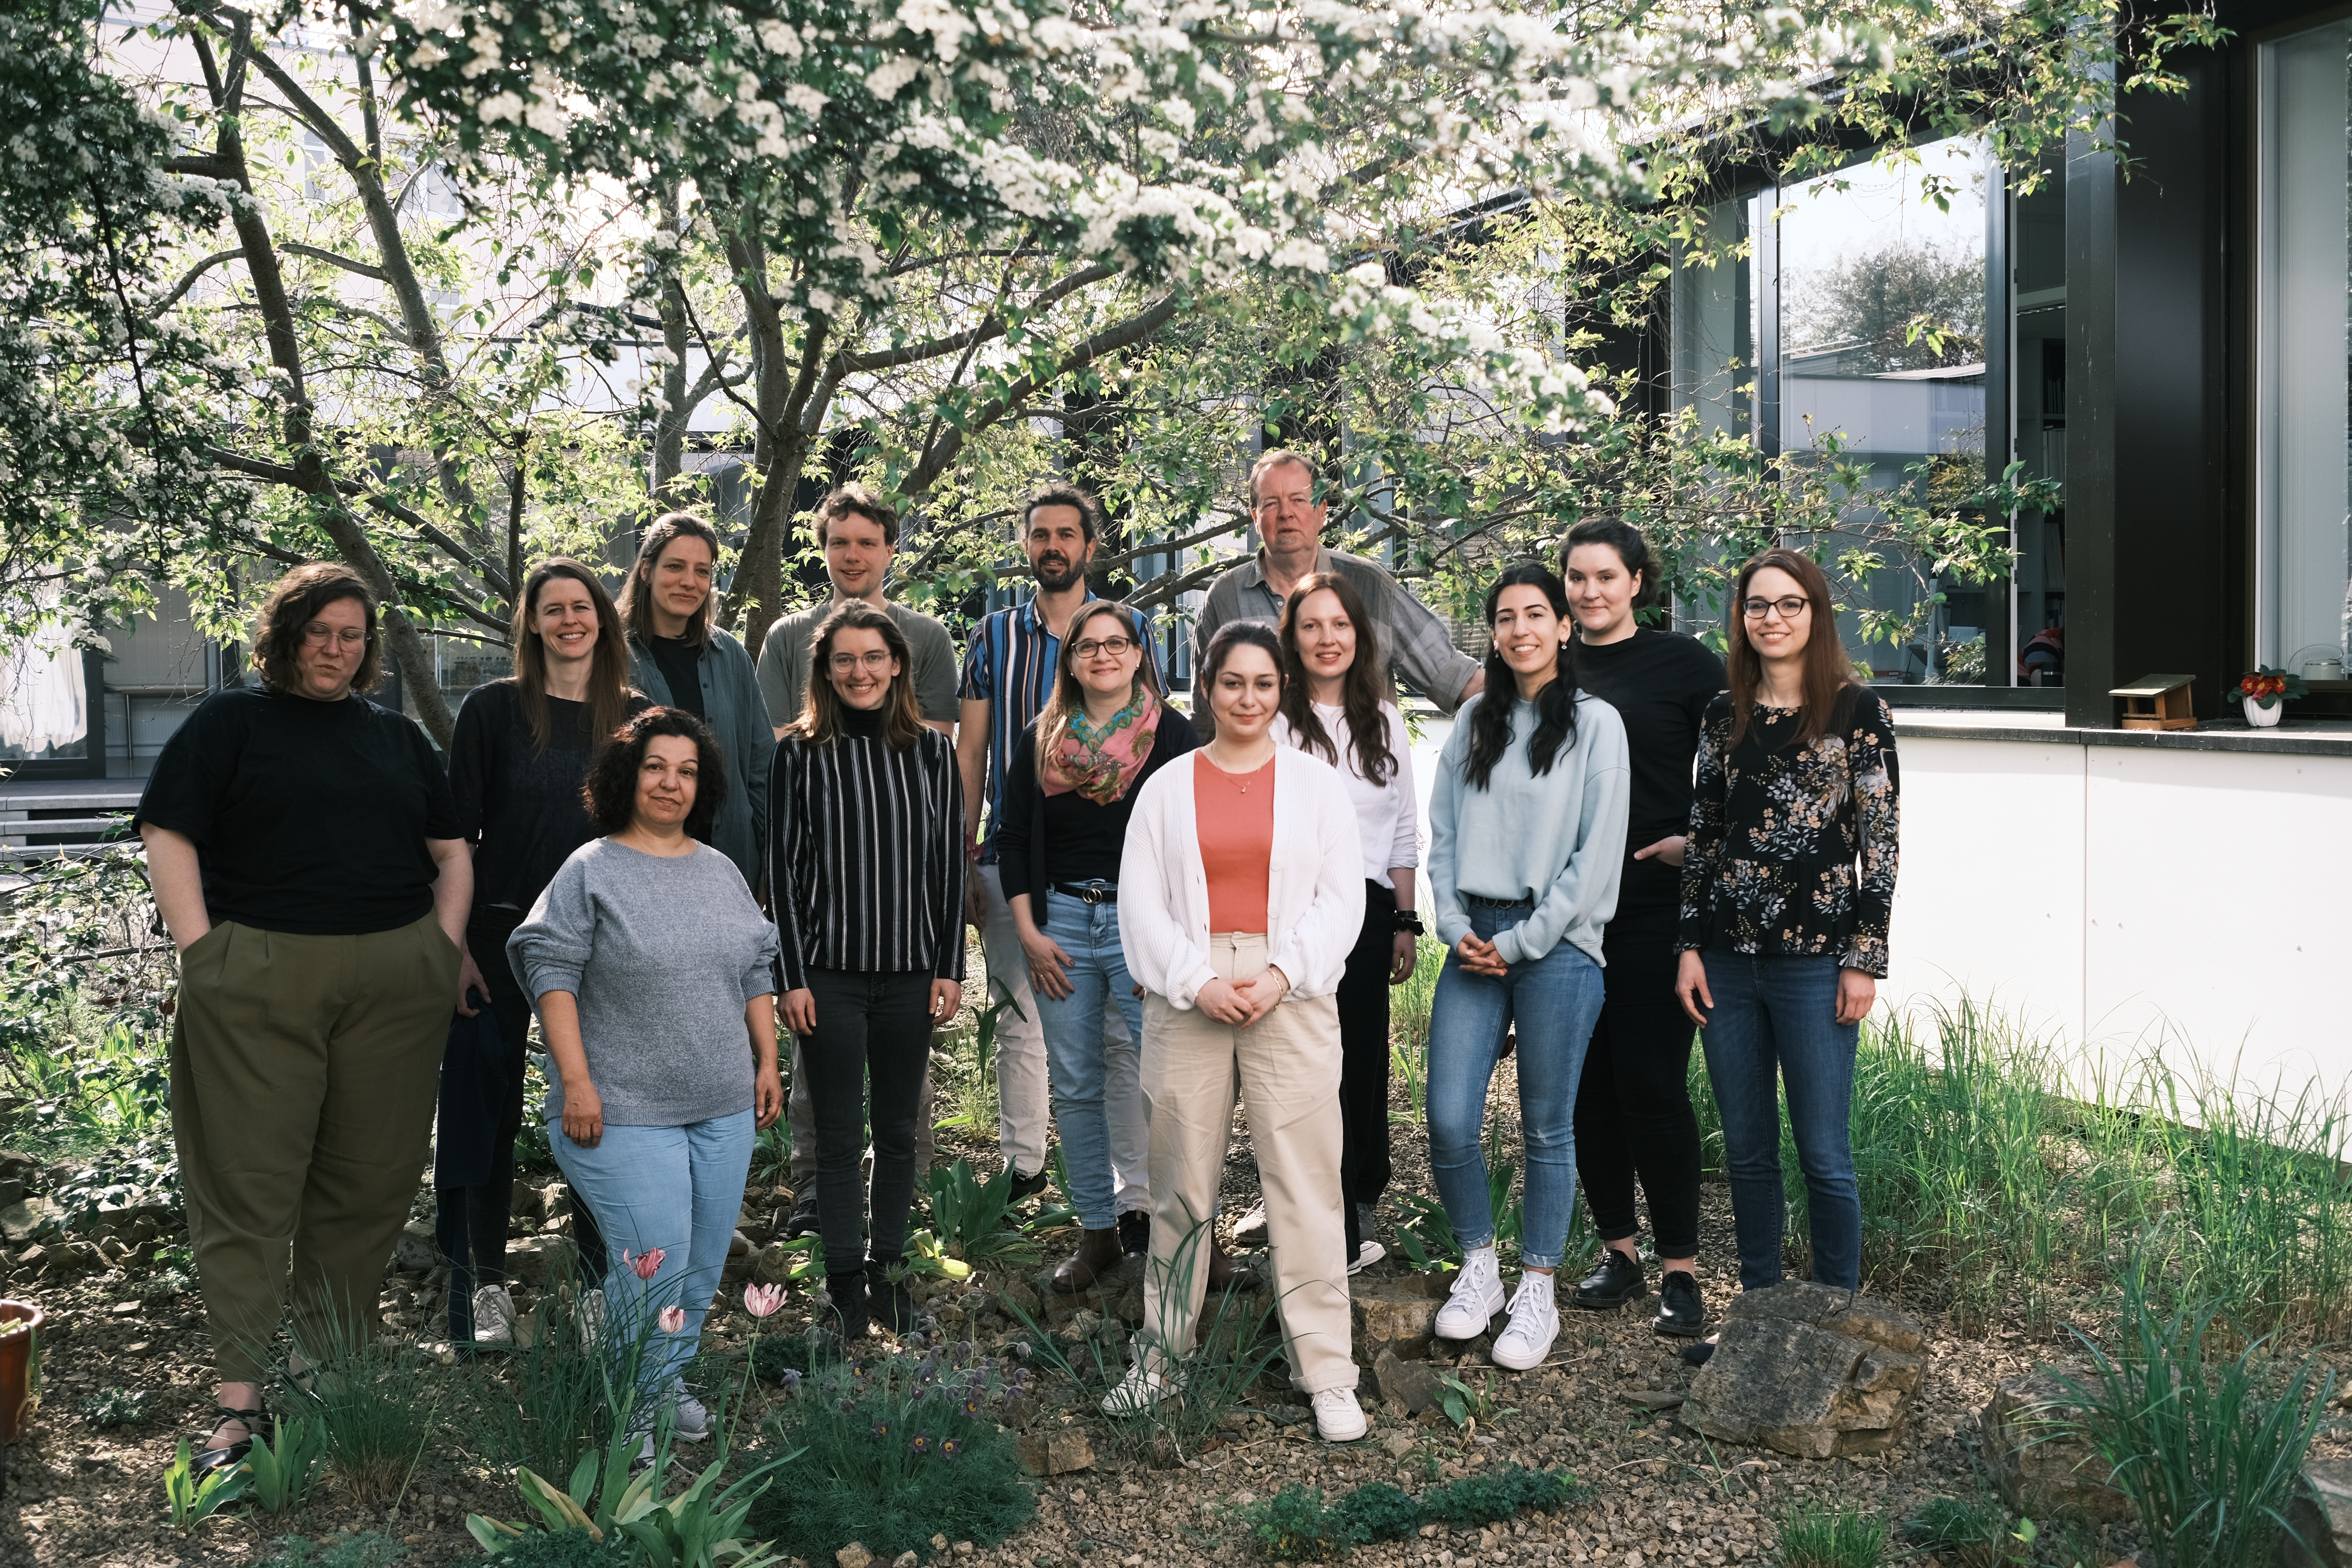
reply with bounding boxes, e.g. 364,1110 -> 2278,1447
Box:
1892,710 -> 2352,757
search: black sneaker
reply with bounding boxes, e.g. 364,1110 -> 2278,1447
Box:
1118,1210 -> 1150,1257
782,1188 -> 822,1240
869,1270 -> 918,1334
1571,1248 -> 1648,1310
821,1267 -> 869,1341
1653,1270 -> 1707,1338
1007,1164 -> 1053,1203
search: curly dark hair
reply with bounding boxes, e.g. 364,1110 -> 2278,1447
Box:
581,707 -> 728,839
250,562 -> 382,695
1464,563 -> 1580,791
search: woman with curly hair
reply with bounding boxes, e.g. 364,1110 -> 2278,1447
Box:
508,707 -> 782,1450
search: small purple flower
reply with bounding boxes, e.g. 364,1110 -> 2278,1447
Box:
1010,1341 -> 1031,1361
962,1397 -> 980,1415
779,1369 -> 803,1387
940,1436 -> 962,1458
910,1432 -> 931,1454
872,1419 -> 892,1438
838,1398 -> 856,1414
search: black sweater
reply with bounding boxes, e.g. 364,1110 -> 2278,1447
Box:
447,680 -> 651,911
1574,628 -> 1726,913
995,708 -> 1200,919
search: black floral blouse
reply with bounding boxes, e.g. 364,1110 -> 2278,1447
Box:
1676,688 -> 1900,977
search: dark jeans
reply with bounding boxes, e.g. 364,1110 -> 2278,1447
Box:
1698,948 -> 1860,1291
1338,881 -> 1397,1257
441,907 -> 606,1340
799,968 -> 934,1280
1571,907 -> 1702,1259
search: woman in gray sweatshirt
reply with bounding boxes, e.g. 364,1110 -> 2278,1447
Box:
1425,563 -> 1629,1375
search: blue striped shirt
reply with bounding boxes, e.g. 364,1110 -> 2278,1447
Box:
958,593 -> 1165,858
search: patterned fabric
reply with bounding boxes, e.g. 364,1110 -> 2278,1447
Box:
1043,687 -> 1160,804
1676,688 -> 1900,978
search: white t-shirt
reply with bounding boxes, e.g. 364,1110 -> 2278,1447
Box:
1271,700 -> 1420,887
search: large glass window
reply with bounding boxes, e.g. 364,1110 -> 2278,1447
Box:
2259,23 -> 2352,684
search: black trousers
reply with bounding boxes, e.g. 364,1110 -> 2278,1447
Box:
799,968 -> 933,1282
1339,881 -> 1398,1258
1570,904 -> 1703,1260
441,907 -> 606,1338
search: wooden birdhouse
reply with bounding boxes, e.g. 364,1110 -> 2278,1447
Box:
2110,674 -> 2197,730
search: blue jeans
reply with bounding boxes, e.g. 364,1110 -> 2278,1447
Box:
1426,900 -> 1605,1270
1033,892 -> 1148,1231
551,1109 -> 755,1401
1698,950 -> 1860,1291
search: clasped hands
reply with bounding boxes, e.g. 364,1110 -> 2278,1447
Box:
1194,967 -> 1289,1026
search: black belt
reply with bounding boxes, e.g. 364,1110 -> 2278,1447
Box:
1464,893 -> 1531,909
1052,882 -> 1119,904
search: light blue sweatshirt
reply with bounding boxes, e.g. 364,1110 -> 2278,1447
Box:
1429,689 -> 1630,967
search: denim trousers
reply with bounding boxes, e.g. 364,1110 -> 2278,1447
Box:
1033,892 -> 1148,1231
552,1108 -> 755,1399
1426,900 -> 1605,1270
798,967 -> 934,1282
1697,949 -> 1860,1290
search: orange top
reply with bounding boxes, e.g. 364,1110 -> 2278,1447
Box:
1195,753 -> 1275,933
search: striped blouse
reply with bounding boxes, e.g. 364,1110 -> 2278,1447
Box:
768,709 -> 968,993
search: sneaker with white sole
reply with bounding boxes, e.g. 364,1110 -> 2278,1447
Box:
471,1284 -> 518,1345
1230,1203 -> 1269,1246
1312,1387 -> 1367,1442
1347,1240 -> 1386,1276
1490,1272 -> 1560,1371
1099,1361 -> 1171,1418
672,1387 -> 712,1444
1434,1243 -> 1505,1339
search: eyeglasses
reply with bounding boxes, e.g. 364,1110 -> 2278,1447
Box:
827,650 -> 894,672
1070,636 -> 1136,660
300,624 -> 369,649
1741,596 -> 1811,621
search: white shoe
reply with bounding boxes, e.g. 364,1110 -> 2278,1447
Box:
1434,1244 -> 1505,1339
1230,1203 -> 1269,1246
577,1288 -> 606,1350
1347,1240 -> 1386,1276
1491,1272 -> 1560,1371
672,1387 -> 712,1443
1099,1361 -> 1171,1417
1312,1387 -> 1367,1442
471,1285 -> 517,1344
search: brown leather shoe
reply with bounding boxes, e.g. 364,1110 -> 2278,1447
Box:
1053,1228 -> 1124,1293
1207,1237 -> 1259,1291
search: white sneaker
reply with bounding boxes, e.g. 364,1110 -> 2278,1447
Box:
471,1285 -> 518,1344
1347,1240 -> 1386,1276
1312,1387 -> 1367,1442
1099,1361 -> 1171,1417
672,1387 -> 712,1443
1230,1203 -> 1269,1246
577,1288 -> 606,1350
1434,1244 -> 1505,1339
1491,1272 -> 1559,1371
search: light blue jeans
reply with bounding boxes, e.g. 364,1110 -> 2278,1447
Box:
1426,899 -> 1606,1270
1033,891 -> 1149,1231
551,1108 -> 755,1403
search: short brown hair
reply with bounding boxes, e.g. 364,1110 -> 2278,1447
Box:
581,707 -> 727,838
250,563 -> 382,695
1022,483 -> 1103,543
619,512 -> 722,647
1248,448 -> 1325,508
818,483 -> 898,548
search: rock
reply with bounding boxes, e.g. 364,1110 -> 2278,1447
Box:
0,1150 -> 43,1192
729,1229 -> 754,1258
43,1239 -> 103,1276
0,1179 -> 22,1210
891,1554 -> 917,1568
390,1220 -> 439,1274
1619,1390 -> 1686,1411
2281,1458 -> 2352,1568
1976,1369 -> 2130,1523
1352,1276 -> 1440,1365
1017,1429 -> 1097,1476
753,1242 -> 798,1286
1110,1282 -> 1145,1327
503,1234 -> 576,1288
1681,1282 -> 1927,1459
90,1199 -> 176,1242
995,1272 -> 1043,1322
0,1197 -> 60,1245
1384,1432 -> 1418,1459
835,1545 -> 874,1568
1030,1255 -> 1145,1321
1373,1348 -> 1445,1415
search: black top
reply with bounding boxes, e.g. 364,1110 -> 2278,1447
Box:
1575,628 -> 1726,912
995,708 -> 1200,914
133,684 -> 462,936
1678,688 -> 1902,977
645,634 -> 705,720
447,679 -> 652,911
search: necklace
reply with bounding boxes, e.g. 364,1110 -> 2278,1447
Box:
1204,746 -> 1271,793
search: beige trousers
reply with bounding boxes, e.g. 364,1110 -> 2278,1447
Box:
1139,934 -> 1354,1393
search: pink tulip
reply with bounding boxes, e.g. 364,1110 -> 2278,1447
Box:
658,1305 -> 687,1334
625,1247 -> 666,1281
743,1283 -> 784,1319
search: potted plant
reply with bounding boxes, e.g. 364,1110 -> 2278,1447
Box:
2231,666 -> 2308,728
0,1300 -> 43,1443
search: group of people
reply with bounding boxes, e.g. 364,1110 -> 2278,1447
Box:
135,447 -> 1898,1478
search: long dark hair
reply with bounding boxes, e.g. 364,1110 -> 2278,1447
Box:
1725,548 -> 1857,752
1035,600 -> 1148,769
1200,620 -> 1286,706
250,562 -> 381,694
512,558 -> 635,755
1464,563 -> 1580,791
619,512 -> 721,647
1560,517 -> 1660,612
793,601 -> 925,749
582,707 -> 726,839
1275,571 -> 1397,787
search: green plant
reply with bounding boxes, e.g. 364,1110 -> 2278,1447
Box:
1772,1499 -> 1888,1568
474,1532 -> 629,1567
1899,1498 -> 2033,1568
749,1121 -> 792,1190
279,1303 -> 444,1509
246,1415 -> 330,1514
1391,1117 -> 1526,1272
255,1531 -> 411,1568
925,1158 -> 1044,1267
495,1285 -> 655,1479
1237,1467 -> 1584,1559
1430,1368 -> 1514,1430
1414,1464 -> 1585,1525
162,1436 -> 249,1530
750,1328 -> 842,1384
80,1385 -> 153,1427
1327,1481 -> 1423,1544
2232,666 -> 2309,709
1240,1484 -> 1351,1560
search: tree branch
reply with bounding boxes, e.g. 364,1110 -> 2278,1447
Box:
148,247 -> 245,314
283,242 -> 387,282
832,263 -> 1120,374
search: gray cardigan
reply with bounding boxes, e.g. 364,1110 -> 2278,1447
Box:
627,626 -> 771,890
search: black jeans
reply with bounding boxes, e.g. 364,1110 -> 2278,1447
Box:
1570,903 -> 1702,1260
440,907 -> 606,1338
799,968 -> 934,1281
1339,881 -> 1398,1257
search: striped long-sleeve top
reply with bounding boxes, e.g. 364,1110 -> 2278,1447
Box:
768,707 -> 968,994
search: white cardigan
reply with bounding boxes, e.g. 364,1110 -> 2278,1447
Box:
1118,746 -> 1367,1010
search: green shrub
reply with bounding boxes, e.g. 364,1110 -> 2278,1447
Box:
1240,1485 -> 1351,1561
1235,1467 -> 1584,1559
482,1530 -> 629,1567
1773,1500 -> 1887,1568
1327,1481 -> 1421,1544
279,1307 -> 443,1508
1415,1464 -> 1584,1525
254,1532 -> 411,1568
750,1327 -> 841,1384
1899,1497 -> 2030,1568
80,1386 -> 152,1427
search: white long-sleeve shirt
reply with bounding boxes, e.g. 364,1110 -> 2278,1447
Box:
1271,701 -> 1419,888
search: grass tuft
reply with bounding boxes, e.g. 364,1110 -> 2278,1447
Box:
1772,1499 -> 1888,1568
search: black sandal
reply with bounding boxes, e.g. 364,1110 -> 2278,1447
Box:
189,1403 -> 268,1478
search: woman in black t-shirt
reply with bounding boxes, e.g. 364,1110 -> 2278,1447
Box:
136,564 -> 472,1482
1559,521 -> 1726,1340
443,559 -> 649,1346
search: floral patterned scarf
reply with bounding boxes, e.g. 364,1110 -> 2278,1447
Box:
1043,686 -> 1161,805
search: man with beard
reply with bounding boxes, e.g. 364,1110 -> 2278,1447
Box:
957,486 -> 1162,1234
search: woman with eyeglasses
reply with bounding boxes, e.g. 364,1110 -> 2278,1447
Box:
1677,548 -> 1899,1297
770,603 -> 966,1341
995,602 -> 1199,1292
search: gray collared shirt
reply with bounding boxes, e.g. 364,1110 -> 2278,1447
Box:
1190,545 -> 1480,713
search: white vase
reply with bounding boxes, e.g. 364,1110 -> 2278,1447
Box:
2243,695 -> 2283,728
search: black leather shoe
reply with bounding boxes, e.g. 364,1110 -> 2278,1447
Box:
1117,1210 -> 1150,1257
1571,1248 -> 1648,1310
1007,1164 -> 1053,1203
1653,1270 -> 1707,1338
869,1270 -> 918,1334
782,1188 -> 822,1240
